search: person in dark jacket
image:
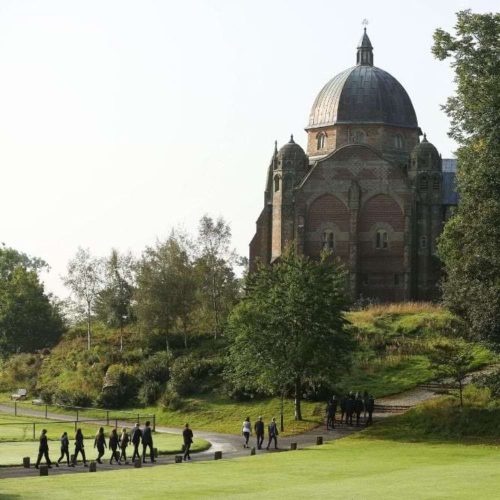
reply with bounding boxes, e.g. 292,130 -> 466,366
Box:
119,428 -> 130,464
326,396 -> 338,429
254,416 -> 265,450
340,395 -> 348,424
354,394 -> 364,426
366,395 -> 375,426
266,417 -> 278,450
142,421 -> 155,463
94,427 -> 107,463
130,423 -> 142,462
57,431 -> 71,466
345,393 -> 355,426
35,429 -> 55,469
109,428 -> 120,465
73,428 -> 87,466
183,423 -> 194,461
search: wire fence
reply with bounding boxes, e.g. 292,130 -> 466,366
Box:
0,415 -> 156,442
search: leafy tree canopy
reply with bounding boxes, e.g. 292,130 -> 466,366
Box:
433,10 -> 500,343
226,247 -> 354,421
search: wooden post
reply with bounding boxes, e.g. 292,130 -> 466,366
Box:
290,442 -> 297,450
106,411 -> 109,425
250,447 -> 256,456
71,454 -> 75,464
39,465 -> 49,476
23,457 -> 30,468
175,456 -> 183,463
134,458 -> 142,468
45,405 -> 48,418
32,423 -> 36,440
76,409 -> 79,423
14,401 -> 17,416
214,451 -> 222,460
316,436 -> 323,445
153,414 -> 156,432
153,447 -> 158,458
89,461 -> 97,472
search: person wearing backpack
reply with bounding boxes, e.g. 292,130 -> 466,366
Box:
266,417 -> 279,450
58,431 -> 71,466
119,428 -> 130,464
94,427 -> 107,464
109,428 -> 120,465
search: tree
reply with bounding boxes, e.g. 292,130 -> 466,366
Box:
96,249 -> 135,352
433,11 -> 500,343
226,247 -> 353,422
0,245 -> 64,355
135,236 -> 186,351
63,247 -> 103,350
429,342 -> 475,407
195,215 -> 240,339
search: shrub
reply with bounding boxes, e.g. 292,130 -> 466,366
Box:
98,364 -> 140,408
0,353 -> 43,392
138,380 -> 163,406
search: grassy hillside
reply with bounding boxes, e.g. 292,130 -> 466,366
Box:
340,303 -> 494,396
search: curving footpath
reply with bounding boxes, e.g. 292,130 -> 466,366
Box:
0,385 -> 438,480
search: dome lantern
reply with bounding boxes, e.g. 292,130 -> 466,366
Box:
356,28 -> 373,66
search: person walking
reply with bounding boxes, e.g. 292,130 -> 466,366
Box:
119,427 -> 130,464
242,417 -> 251,448
94,427 -> 107,464
254,416 -> 265,450
266,417 -> 279,450
346,393 -> 355,426
73,428 -> 87,466
109,428 -> 120,465
57,431 -> 71,466
340,394 -> 348,424
366,395 -> 375,426
363,390 -> 370,420
35,429 -> 55,469
354,394 -> 364,426
183,423 -> 194,461
130,423 -> 142,462
142,421 -> 155,463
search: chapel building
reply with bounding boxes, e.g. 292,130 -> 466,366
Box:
249,30 -> 458,302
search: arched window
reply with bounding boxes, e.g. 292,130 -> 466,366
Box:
419,175 -> 428,190
394,134 -> 404,149
433,177 -> 440,191
274,175 -> 280,192
316,132 -> 326,150
352,129 -> 366,144
375,229 -> 388,249
322,231 -> 334,251
420,235 -> 427,249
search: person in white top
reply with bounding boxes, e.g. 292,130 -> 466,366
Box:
242,416 -> 252,448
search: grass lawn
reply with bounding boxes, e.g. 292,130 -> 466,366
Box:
0,412 -> 210,466
0,395 -> 325,436
1,437 -> 500,499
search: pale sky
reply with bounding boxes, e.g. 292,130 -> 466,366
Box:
0,0 -> 496,297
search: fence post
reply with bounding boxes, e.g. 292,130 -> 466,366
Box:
153,415 -> 156,432
14,401 -> 17,416
137,413 -> 140,425
33,423 -> 35,440
76,410 -> 79,423
115,418 -> 118,430
45,405 -> 48,419
74,421 -> 77,432
106,411 -> 109,426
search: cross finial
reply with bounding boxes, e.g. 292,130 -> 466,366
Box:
362,19 -> 369,32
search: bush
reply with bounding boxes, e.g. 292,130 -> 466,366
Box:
138,351 -> 172,385
138,380 -> 163,406
98,364 -> 140,408
160,387 -> 184,410
168,354 -> 222,396
0,353 -> 43,392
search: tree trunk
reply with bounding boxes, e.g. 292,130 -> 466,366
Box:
280,392 -> 285,433
459,380 -> 463,407
294,379 -> 302,421
86,302 -> 91,351
120,324 -> 124,352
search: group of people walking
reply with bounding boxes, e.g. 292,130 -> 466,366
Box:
326,391 -> 375,429
241,416 -> 280,450
35,421 -> 156,469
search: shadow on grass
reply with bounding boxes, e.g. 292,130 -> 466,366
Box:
358,397 -> 500,446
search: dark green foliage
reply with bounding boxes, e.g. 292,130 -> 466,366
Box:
99,364 -> 140,408
226,247 -> 354,420
433,11 -> 500,343
0,246 -> 65,355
